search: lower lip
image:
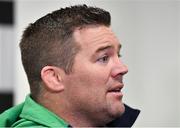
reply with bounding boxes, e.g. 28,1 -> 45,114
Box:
108,91 -> 123,98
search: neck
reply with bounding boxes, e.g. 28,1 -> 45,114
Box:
37,92 -> 111,127
63,113 -> 96,127
56,102 -> 114,127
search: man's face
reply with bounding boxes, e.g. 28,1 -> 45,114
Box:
62,26 -> 128,124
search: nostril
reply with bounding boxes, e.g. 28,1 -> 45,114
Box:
122,65 -> 128,74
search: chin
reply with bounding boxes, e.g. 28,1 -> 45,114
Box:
109,102 -> 125,118
98,103 -> 125,125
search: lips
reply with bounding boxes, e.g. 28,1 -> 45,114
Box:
108,84 -> 124,93
107,84 -> 124,100
108,88 -> 121,92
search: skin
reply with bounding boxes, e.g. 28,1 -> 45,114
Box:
40,25 -> 128,127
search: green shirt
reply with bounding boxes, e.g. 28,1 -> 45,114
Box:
0,95 -> 68,127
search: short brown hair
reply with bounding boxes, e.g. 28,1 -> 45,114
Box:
20,4 -> 111,98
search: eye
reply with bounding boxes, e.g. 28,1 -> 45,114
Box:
97,55 -> 109,63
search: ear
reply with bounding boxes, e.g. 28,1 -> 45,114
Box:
41,66 -> 65,92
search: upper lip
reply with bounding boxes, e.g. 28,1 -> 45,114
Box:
108,83 -> 124,92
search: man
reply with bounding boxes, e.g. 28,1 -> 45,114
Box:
0,4 -> 140,127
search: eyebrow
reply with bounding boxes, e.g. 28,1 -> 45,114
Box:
95,43 -> 122,53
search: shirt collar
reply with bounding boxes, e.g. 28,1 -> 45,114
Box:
20,95 -> 68,127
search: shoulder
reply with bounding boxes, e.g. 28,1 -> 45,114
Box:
0,103 -> 24,127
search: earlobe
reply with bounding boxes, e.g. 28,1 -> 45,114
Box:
41,66 -> 65,92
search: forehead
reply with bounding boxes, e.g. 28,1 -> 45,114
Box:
73,26 -> 120,51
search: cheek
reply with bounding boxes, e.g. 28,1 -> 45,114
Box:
65,70 -> 107,99
72,55 -> 112,86
77,67 -> 110,87
63,65 -> 114,112
65,62 -> 112,96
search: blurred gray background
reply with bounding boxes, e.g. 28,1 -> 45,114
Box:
0,0 -> 179,126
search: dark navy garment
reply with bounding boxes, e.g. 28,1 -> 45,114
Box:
107,104 -> 140,127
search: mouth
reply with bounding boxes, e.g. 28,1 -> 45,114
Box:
108,87 -> 121,92
107,84 -> 124,98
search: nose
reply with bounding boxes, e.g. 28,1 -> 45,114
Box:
111,59 -> 128,78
